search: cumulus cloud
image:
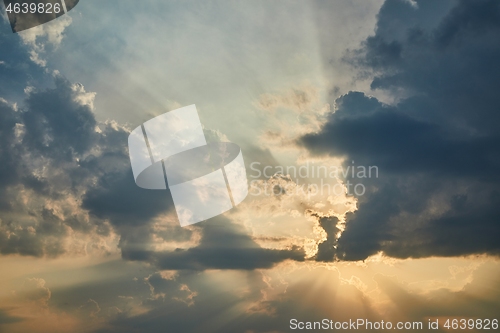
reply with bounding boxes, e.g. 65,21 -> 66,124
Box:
300,0 -> 500,260
18,14 -> 73,67
0,71 -> 307,271
0,76 -> 119,258
16,278 -> 51,308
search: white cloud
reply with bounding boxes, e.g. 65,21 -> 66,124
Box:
18,15 -> 72,67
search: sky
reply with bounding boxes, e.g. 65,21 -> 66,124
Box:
0,0 -> 500,332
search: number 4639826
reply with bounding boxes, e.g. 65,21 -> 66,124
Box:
443,318 -> 498,330
5,2 -> 61,14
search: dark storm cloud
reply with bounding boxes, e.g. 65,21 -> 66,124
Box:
0,209 -> 72,257
0,75 -> 115,257
313,214 -> 340,262
122,216 -> 305,271
82,169 -> 174,226
301,0 -> 500,260
303,92 -> 500,178
360,0 -> 500,134
0,73 -> 192,260
22,78 -> 97,160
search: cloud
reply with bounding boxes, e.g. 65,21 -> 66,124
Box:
94,259 -> 499,333
0,74 -> 122,257
0,309 -> 24,326
18,14 -> 73,67
255,84 -> 319,113
0,70 -> 306,271
299,0 -> 500,260
22,77 -> 98,160
124,216 -> 306,271
0,99 -> 22,191
314,215 -> 341,262
16,278 -> 51,308
144,272 -> 198,307
3,2 -> 500,332
0,22 -> 48,100
254,84 -> 330,151
371,261 -> 500,320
